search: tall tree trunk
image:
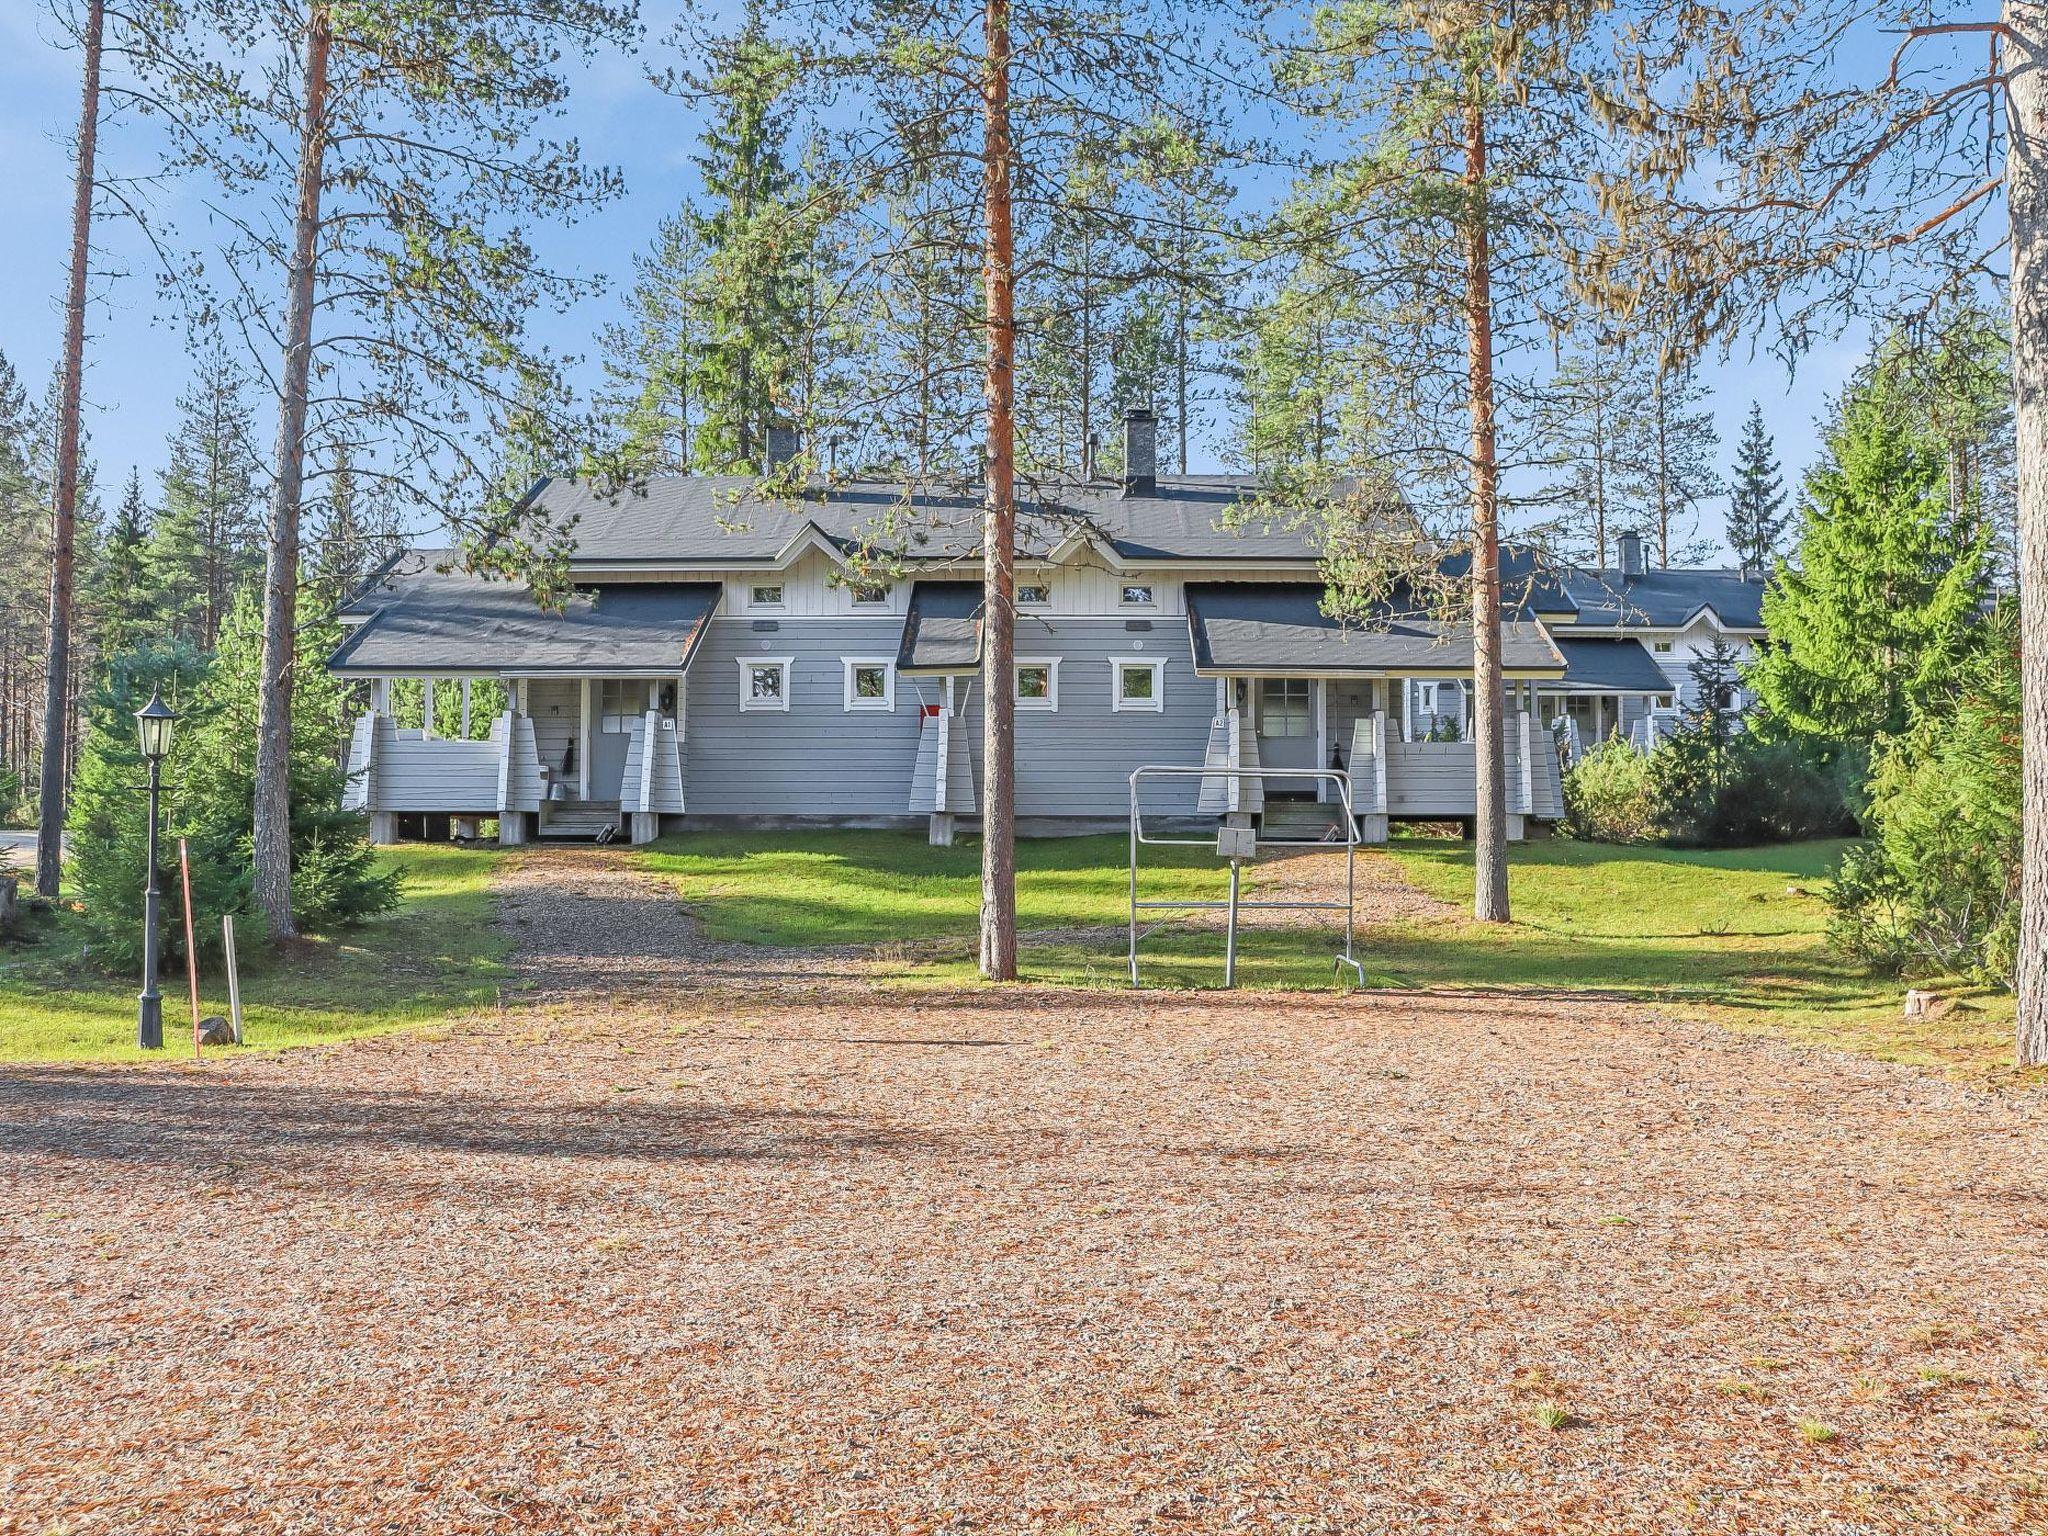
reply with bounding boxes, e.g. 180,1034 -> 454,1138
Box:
252,4 -> 332,940
1463,93 -> 1510,924
36,0 -> 104,901
2010,0 -> 2048,1064
978,0 -> 1019,981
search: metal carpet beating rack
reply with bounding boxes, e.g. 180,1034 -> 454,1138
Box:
1126,765 -> 1367,990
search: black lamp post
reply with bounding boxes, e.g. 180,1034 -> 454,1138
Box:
135,689 -> 177,1050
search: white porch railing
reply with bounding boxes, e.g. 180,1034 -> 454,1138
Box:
346,710 -> 545,826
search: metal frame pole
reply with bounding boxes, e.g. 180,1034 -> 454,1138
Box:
136,756 -> 163,1049
1224,858 -> 1241,987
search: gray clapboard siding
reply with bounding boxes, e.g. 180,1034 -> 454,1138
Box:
370,717 -> 502,812
684,619 -> 928,815
502,713 -> 544,813
343,713 -> 376,812
1381,716 -> 1564,819
907,709 -> 978,814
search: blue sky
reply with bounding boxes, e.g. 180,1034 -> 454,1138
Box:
0,3 -> 1875,554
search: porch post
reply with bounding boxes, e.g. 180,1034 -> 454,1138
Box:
459,678 -> 472,738
370,676 -> 390,715
578,678 -> 592,800
1314,679 -> 1328,802
421,678 -> 435,739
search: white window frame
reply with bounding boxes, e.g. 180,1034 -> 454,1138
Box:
1016,582 -> 1052,608
737,656 -> 794,712
848,580 -> 891,607
1014,656 -> 1060,712
1652,639 -> 1674,654
1118,582 -> 1157,608
746,582 -> 787,611
1111,657 -> 1165,713
598,679 -> 643,735
1418,682 -> 1439,712
841,657 -> 896,712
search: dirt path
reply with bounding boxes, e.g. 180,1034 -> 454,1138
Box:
5,858 -> 2047,1533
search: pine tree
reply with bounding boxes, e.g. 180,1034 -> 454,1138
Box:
1749,387 -> 1992,748
1726,403 -> 1786,574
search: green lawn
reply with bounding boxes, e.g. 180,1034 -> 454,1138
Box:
0,845 -> 510,1063
636,829 -> 2024,1080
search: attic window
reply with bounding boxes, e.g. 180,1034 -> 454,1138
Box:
1653,640 -> 1674,654
749,583 -> 785,609
1119,583 -> 1156,607
850,580 -> 890,605
1017,583 -> 1051,607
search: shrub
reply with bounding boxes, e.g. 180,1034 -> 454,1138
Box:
1827,617 -> 2020,986
1563,738 -> 1657,843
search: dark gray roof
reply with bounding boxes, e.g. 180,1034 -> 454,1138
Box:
1558,568 -> 1767,630
537,473 -> 1327,567
329,551 -> 722,674
897,581 -> 984,673
1554,637 -> 1672,693
1185,583 -> 1565,677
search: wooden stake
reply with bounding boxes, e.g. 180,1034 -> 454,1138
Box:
178,837 -> 201,1059
222,914 -> 244,1045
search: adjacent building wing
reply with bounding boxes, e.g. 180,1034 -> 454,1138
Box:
1184,583 -> 1566,678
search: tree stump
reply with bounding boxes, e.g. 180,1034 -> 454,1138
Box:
0,875 -> 18,936
1903,988 -> 1940,1021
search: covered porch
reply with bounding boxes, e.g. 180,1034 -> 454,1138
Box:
1539,637 -> 1680,765
1184,584 -> 1570,842
329,557 -> 719,844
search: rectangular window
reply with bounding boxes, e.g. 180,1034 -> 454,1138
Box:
1015,658 -> 1059,711
842,658 -> 895,712
1017,583 -> 1051,607
599,680 -> 642,735
1259,678 -> 1311,738
849,581 -> 890,605
738,657 -> 793,712
1113,658 -> 1164,712
1119,583 -> 1156,607
1417,682 -> 1439,713
1653,640 -> 1674,654
748,583 -> 786,609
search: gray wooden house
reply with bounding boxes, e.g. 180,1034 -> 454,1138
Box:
328,412 -> 1766,846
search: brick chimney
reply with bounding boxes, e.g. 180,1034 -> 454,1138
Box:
1617,528 -> 1646,579
1120,407 -> 1156,498
764,421 -> 799,473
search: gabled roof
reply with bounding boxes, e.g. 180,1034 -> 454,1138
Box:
896,582 -> 985,674
1184,583 -> 1565,678
328,551 -> 722,676
536,473 -> 1331,568
1557,567 -> 1767,631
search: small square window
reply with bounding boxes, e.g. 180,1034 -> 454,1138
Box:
842,658 -> 895,711
1113,658 -> 1164,712
599,680 -> 643,734
1015,658 -> 1059,711
850,581 -> 890,605
1119,583 -> 1155,607
749,583 -> 785,608
1017,583 -> 1051,607
738,657 -> 792,712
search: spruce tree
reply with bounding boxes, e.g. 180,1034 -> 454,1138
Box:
1726,403 -> 1786,573
89,470 -> 154,659
678,0 -> 809,471
145,344 -> 263,649
1749,388 -> 1991,748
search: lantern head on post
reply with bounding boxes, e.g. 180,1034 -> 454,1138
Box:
136,690 -> 177,762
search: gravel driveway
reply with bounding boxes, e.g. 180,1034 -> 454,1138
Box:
3,853 -> 2045,1533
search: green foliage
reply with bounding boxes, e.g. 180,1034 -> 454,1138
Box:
1828,616 -> 2021,987
1562,737 -> 1657,844
1725,402 -> 1785,573
66,640 -> 233,971
1749,383 -> 1992,748
66,593 -> 398,970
